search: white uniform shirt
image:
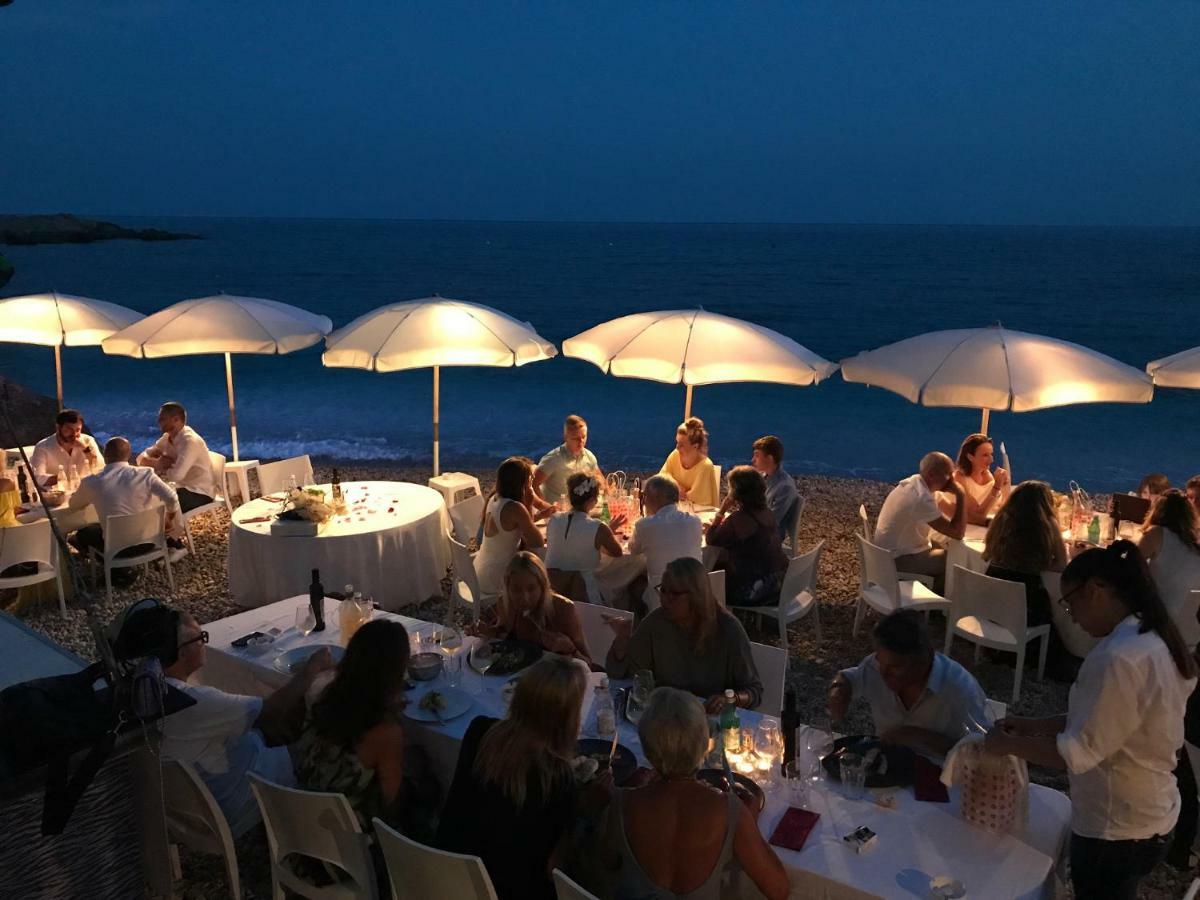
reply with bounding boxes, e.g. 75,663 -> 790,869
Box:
1057,615 -> 1196,840
29,432 -> 101,486
151,426 -> 216,497
69,460 -> 180,525
627,503 -> 703,602
874,473 -> 941,557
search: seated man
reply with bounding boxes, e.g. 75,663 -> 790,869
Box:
29,408 -> 101,487
873,451 -> 965,593
533,413 -> 604,507
117,602 -> 333,836
137,402 -> 217,512
628,474 -> 703,608
751,434 -> 798,540
828,609 -> 987,758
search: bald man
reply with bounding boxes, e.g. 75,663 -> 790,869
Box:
873,451 -> 966,593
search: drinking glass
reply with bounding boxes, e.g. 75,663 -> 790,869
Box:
443,651 -> 463,689
471,641 -> 494,677
286,474 -> 298,492
839,753 -> 867,800
627,670 -> 655,724
782,760 -> 809,807
295,606 -> 316,636
704,717 -> 725,768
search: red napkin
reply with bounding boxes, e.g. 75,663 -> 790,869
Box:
913,755 -> 949,802
768,807 -> 820,852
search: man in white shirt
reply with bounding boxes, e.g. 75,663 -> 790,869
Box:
534,414 -> 605,507
628,474 -> 703,610
828,609 -> 987,758
69,437 -> 181,559
137,402 -> 217,512
28,408 -> 101,488
873,451 -> 966,594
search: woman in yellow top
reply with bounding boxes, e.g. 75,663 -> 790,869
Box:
659,417 -> 718,507
0,466 -> 20,527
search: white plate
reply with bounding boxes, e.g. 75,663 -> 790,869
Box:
404,686 -> 472,723
272,643 -> 343,674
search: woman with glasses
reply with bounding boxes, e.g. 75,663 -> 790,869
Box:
605,557 -> 762,713
985,541 -> 1197,900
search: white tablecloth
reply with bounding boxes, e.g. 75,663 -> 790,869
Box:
15,494 -> 98,532
200,595 -> 1069,900
227,481 -> 449,611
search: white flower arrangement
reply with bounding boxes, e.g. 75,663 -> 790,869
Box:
278,487 -> 334,524
572,476 -> 598,497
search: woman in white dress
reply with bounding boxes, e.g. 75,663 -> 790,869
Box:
1138,490 -> 1200,650
474,458 -> 544,599
544,473 -> 626,604
951,433 -> 1010,526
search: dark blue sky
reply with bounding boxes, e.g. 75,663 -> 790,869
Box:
3,1 -> 1197,225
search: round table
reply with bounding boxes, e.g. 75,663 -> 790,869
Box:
227,481 -> 449,611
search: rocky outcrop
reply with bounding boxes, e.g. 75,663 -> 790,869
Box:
0,377 -> 58,447
0,214 -> 198,246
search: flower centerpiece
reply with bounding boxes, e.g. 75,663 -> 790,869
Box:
270,487 -> 334,536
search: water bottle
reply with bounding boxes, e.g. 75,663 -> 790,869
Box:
719,689 -> 741,753
1087,514 -> 1100,545
67,464 -> 79,491
600,494 -> 611,524
56,465 -> 67,489
595,677 -> 616,737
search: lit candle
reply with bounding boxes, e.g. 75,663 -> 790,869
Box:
736,755 -> 756,775
756,755 -> 773,773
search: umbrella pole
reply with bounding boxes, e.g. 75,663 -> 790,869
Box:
684,384 -> 693,419
432,365 -> 440,477
980,408 -> 990,435
224,352 -> 240,462
54,345 -> 63,410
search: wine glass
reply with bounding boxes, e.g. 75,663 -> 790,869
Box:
802,716 -> 833,783
294,606 -> 316,637
471,641 -> 494,677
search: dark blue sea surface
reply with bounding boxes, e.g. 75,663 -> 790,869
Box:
2,219 -> 1197,492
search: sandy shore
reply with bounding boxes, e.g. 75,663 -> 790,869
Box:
8,463 -> 1191,898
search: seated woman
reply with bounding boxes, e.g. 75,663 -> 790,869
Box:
475,551 -> 592,664
606,557 -> 762,712
952,433 -> 1009,526
1138,490 -> 1200,650
603,687 -> 789,900
437,655 -> 588,900
1139,472 -> 1171,503
475,457 -> 545,598
0,466 -> 17,528
706,466 -> 788,607
659,417 -> 717,508
544,472 -> 626,604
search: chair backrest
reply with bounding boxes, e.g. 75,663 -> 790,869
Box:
553,869 -> 601,900
944,539 -> 986,601
208,451 -> 228,501
257,455 -> 314,495
787,493 -> 806,554
1184,876 -> 1200,900
780,540 -> 823,608
449,534 -> 483,602
984,698 -> 1007,723
105,506 -> 166,555
374,817 -> 497,900
575,601 -> 631,663
0,518 -> 54,571
856,534 -> 899,604
858,503 -> 872,540
711,464 -> 722,504
749,640 -> 787,714
953,566 -> 1029,637
449,493 -> 485,547
162,759 -> 238,874
1043,571 -> 1101,658
707,569 -> 726,607
248,774 -> 377,898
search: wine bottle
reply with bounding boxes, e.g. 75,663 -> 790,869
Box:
331,467 -> 343,504
309,568 -> 326,631
781,688 -> 800,770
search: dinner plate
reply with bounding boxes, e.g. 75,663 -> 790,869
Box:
403,686 -> 472,723
469,639 -> 543,676
576,738 -> 638,786
821,735 -> 916,787
272,643 -> 344,674
696,768 -> 766,811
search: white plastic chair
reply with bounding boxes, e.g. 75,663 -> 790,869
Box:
749,640 -> 787,715
182,450 -> 229,555
448,493 -> 485,548
448,534 -> 486,622
248,774 -> 378,900
984,698 -> 1007,722
945,566 -> 1050,704
711,464 -> 722,505
858,503 -> 872,540
373,817 -> 497,900
707,569 -> 726,607
0,519 -> 66,616
1184,878 -> 1200,900
574,601 -> 631,664
553,869 -> 601,900
731,541 -> 824,649
162,760 -> 241,899
785,493 -> 806,556
1043,571 -> 1101,658
90,506 -> 175,605
853,534 -> 948,637
944,539 -> 987,602
257,455 -> 314,495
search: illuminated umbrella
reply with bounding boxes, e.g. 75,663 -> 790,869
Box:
0,292 -> 143,408
563,309 -> 837,418
321,297 -> 557,475
1147,346 -> 1200,389
102,293 -> 332,461
841,324 -> 1153,433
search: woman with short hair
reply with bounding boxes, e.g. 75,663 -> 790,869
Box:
706,465 -> 788,607
475,457 -> 545,597
659,417 -> 718,507
603,687 -> 789,900
952,433 -> 1009,526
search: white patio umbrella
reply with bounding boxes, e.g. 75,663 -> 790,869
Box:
841,324 -> 1154,434
0,292 -> 143,408
1146,346 -> 1200,389
102,293 -> 332,461
321,297 -> 557,475
562,309 -> 838,418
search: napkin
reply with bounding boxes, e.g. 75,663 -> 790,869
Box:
769,807 -> 820,852
913,755 -> 949,802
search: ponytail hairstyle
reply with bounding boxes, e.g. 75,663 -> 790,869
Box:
1062,540 -> 1197,679
564,472 -> 599,539
677,417 -> 709,454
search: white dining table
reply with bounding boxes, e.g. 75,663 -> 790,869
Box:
226,481 -> 450,611
199,594 -> 1069,900
15,492 -> 99,532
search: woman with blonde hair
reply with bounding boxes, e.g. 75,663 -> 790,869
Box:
1137,490 -> 1200,650
437,655 -> 588,900
659,416 -> 718,507
952,433 -> 1009,526
606,556 -> 762,712
473,551 -> 592,663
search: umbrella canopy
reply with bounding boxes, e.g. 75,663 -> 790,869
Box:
1146,346 -> 1200,389
562,309 -> 838,417
322,297 -> 557,475
840,324 -> 1153,433
0,292 -> 144,408
103,293 -> 332,461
